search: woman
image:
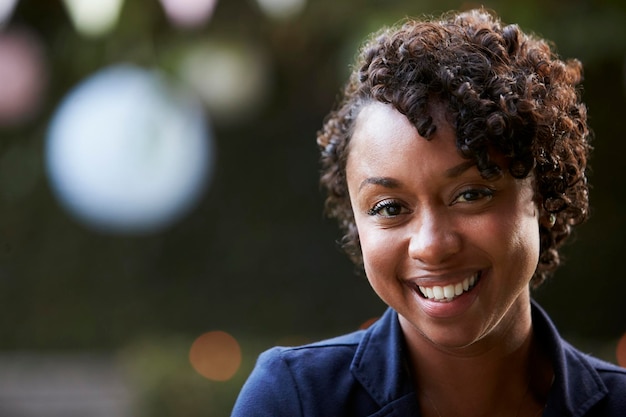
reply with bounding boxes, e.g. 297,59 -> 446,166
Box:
232,8 -> 626,416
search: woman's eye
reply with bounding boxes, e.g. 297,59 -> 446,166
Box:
453,188 -> 494,204
367,200 -> 406,217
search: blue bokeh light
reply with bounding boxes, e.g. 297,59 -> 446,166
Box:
46,64 -> 214,234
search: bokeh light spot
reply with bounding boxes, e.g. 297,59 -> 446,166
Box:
256,0 -> 306,20
359,317 -> 379,330
178,40 -> 270,124
0,28 -> 46,126
159,0 -> 218,28
189,331 -> 241,382
0,0 -> 19,27
46,64 -> 213,234
62,0 -> 125,37
617,332 -> 626,368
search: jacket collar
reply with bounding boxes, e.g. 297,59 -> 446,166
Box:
350,308 -> 420,415
349,302 -> 609,417
532,300 -> 609,417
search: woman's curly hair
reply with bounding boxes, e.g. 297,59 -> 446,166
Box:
316,8 -> 591,287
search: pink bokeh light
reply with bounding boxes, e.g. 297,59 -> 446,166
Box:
159,0 -> 218,28
0,28 -> 47,126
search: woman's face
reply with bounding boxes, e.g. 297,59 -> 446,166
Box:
346,102 -> 540,351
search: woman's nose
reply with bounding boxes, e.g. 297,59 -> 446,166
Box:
407,211 -> 462,265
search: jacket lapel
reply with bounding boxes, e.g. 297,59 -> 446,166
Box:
350,308 -> 422,416
532,301 -> 609,417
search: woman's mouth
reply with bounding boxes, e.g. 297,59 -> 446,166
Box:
416,271 -> 481,302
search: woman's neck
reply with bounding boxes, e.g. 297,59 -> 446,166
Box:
399,304 -> 551,417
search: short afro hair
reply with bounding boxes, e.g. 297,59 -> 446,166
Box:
317,8 -> 591,287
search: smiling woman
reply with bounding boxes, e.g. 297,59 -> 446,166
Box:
231,8 -> 626,417
347,101 -> 540,351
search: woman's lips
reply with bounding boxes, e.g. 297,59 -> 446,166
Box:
415,271 -> 482,302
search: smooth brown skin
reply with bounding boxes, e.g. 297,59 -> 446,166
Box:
346,102 -> 553,416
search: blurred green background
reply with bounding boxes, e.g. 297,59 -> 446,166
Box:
0,0 -> 625,416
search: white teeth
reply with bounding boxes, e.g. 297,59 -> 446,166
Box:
443,285 -> 455,300
418,273 -> 479,302
433,286 -> 444,300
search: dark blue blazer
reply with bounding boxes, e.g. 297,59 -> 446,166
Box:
232,302 -> 626,416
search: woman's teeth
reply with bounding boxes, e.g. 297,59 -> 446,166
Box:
418,273 -> 478,302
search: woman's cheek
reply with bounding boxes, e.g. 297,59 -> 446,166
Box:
361,228 -> 402,275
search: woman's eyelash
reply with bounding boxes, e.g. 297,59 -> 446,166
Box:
454,188 -> 494,203
366,188 -> 493,216
367,200 -> 404,216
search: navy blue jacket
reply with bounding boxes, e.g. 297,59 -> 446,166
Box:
232,302 -> 626,416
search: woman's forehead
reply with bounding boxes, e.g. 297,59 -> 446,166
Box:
350,101 -> 454,150
348,100 -> 512,178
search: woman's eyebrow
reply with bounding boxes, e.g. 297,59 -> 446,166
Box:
445,160 -> 476,178
358,161 -> 476,191
358,177 -> 401,191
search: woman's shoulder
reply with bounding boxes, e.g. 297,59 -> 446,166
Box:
582,352 -> 626,389
231,329 -> 377,417
559,341 -> 626,415
260,309 -> 397,368
531,301 -> 626,415
561,338 -> 626,384
585,355 -> 626,415
259,328 -> 367,376
231,309 -> 406,417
